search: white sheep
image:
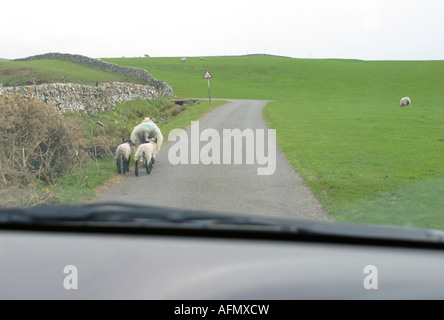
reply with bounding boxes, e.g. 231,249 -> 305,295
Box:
181,58 -> 186,62
130,116 -> 164,153
400,97 -> 411,108
115,139 -> 134,174
134,138 -> 157,176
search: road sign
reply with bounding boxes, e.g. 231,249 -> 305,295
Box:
203,70 -> 213,79
203,70 -> 213,104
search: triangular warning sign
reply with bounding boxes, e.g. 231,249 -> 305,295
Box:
203,70 -> 213,79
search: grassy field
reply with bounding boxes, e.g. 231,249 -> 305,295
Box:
0,59 -> 144,87
104,55 -> 444,230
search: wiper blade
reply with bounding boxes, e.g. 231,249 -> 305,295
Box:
0,202 -> 284,228
2,202 -> 444,247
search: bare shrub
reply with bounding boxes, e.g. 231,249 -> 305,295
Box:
0,96 -> 86,186
87,130 -> 119,160
0,185 -> 60,207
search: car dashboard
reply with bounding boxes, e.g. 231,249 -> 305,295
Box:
1,225 -> 444,300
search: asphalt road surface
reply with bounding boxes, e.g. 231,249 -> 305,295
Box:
98,99 -> 332,221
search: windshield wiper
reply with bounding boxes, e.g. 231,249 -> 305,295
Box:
0,202 -> 288,229
2,202 -> 444,247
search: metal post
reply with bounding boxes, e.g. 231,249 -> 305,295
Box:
208,79 -> 211,105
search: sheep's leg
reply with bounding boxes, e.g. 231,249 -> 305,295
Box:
145,160 -> 151,174
147,154 -> 154,174
124,160 -> 128,174
124,156 -> 131,174
135,161 -> 139,177
117,158 -> 122,174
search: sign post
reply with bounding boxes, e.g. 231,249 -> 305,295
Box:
203,70 -> 213,105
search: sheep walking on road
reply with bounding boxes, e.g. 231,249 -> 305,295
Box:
134,138 -> 157,176
400,97 -> 411,108
115,139 -> 134,174
130,117 -> 164,153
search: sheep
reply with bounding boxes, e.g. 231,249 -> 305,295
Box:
181,58 -> 186,62
400,97 -> 411,108
134,138 -> 157,176
115,139 -> 134,174
130,116 -> 164,153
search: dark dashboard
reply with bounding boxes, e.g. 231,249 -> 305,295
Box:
1,221 -> 444,300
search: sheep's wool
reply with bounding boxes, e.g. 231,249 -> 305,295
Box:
139,123 -> 160,134
131,122 -> 160,144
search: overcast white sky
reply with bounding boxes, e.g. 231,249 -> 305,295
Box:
1,0 -> 443,60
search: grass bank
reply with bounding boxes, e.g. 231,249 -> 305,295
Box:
0,59 -> 144,87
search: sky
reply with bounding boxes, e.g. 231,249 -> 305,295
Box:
1,0 -> 443,60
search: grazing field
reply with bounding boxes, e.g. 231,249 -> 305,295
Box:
0,59 -> 144,87
105,55 -> 444,230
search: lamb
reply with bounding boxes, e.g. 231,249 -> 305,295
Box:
115,139 -> 134,174
130,116 -> 164,153
134,138 -> 157,176
400,97 -> 411,108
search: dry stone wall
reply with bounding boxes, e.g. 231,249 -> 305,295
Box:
0,82 -> 158,115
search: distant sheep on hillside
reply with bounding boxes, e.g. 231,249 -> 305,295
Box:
181,58 -> 186,62
400,97 -> 411,108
